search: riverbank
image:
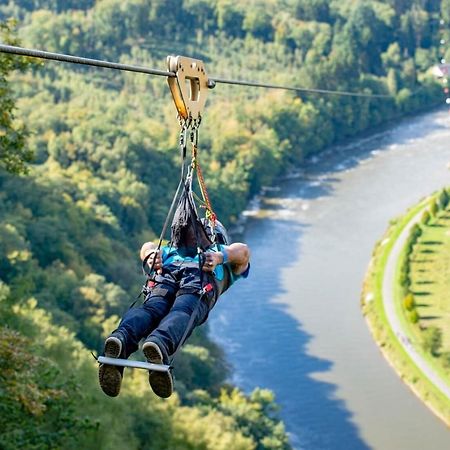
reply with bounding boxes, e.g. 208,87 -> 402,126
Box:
361,194 -> 450,426
213,107 -> 450,449
231,103 -> 448,238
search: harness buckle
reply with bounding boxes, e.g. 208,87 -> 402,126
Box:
200,283 -> 213,296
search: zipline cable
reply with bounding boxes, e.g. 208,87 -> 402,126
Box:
208,77 -> 392,98
0,44 -> 393,99
0,43 -> 173,77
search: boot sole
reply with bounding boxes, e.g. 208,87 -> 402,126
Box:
99,338 -> 122,397
143,343 -> 173,398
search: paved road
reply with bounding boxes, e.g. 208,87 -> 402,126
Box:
382,207 -> 450,399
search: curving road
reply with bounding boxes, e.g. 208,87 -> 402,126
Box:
382,207 -> 450,400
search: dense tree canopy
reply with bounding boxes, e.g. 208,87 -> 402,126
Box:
0,20 -> 33,174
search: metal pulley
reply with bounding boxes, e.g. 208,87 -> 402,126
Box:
167,55 -> 209,121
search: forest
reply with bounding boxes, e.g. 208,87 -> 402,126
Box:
0,0 -> 449,448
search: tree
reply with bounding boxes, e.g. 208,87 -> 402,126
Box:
339,3 -> 391,75
442,352 -> 450,369
243,2 -> 274,41
218,387 -> 291,450
430,199 -> 439,216
0,326 -> 94,449
438,189 -> 449,209
409,309 -> 419,324
216,0 -> 245,38
387,68 -> 399,95
0,20 -> 33,174
403,293 -> 415,311
387,0 -> 410,15
421,210 -> 430,225
295,0 -> 330,22
399,262 -> 410,290
422,326 -> 442,356
409,223 -> 422,241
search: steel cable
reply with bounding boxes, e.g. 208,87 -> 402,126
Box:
0,44 -> 393,99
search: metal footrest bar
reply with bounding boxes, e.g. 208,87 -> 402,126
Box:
98,356 -> 171,372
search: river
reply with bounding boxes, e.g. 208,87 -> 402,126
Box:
210,108 -> 450,450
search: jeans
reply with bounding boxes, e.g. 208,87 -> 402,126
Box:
115,268 -> 213,362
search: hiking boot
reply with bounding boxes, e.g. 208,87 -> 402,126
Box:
142,340 -> 173,398
99,334 -> 124,397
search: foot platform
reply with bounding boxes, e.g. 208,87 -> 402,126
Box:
98,356 -> 171,373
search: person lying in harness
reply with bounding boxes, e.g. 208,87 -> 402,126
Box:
99,205 -> 250,399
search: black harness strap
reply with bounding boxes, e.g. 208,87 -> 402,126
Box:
142,123 -> 190,283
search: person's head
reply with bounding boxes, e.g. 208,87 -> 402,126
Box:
177,225 -> 197,250
171,190 -> 212,253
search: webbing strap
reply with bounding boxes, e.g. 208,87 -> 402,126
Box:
143,124 -> 189,278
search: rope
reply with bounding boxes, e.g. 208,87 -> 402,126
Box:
0,44 -> 393,99
192,189 -> 208,209
191,143 -> 216,223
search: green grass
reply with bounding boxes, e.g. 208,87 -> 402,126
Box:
361,194 -> 450,425
406,207 -> 450,377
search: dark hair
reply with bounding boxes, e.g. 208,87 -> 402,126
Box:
171,188 -> 212,250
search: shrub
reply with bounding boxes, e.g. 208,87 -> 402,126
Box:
438,189 -> 449,210
422,327 -> 442,356
406,241 -> 415,255
420,210 -> 430,225
403,293 -> 415,311
399,270 -> 410,289
441,352 -> 450,369
430,200 -> 438,217
408,309 -> 420,324
0,327 -> 95,449
402,258 -> 410,273
409,224 -> 422,242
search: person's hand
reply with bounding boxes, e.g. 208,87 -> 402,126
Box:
146,250 -> 163,274
202,251 -> 222,272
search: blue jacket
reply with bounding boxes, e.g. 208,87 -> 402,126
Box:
160,244 -> 249,293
